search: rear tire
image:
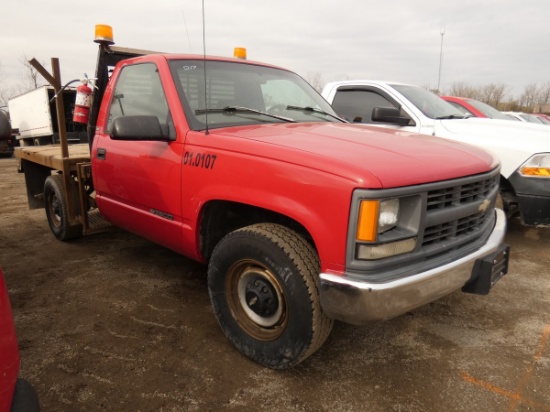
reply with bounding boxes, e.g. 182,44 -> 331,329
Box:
208,223 -> 333,369
44,174 -> 83,240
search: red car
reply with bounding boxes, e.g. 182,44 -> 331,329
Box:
532,113 -> 550,125
440,96 -> 511,120
0,254 -> 40,408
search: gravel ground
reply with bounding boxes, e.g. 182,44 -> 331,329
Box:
1,155 -> 549,412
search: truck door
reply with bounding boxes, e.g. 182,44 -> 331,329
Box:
92,62 -> 185,253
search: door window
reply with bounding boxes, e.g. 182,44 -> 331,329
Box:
107,63 -> 175,138
332,90 -> 396,123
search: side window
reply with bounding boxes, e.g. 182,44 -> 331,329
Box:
107,63 -> 175,138
332,90 -> 396,123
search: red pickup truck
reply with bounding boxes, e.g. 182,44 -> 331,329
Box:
12,30 -> 509,369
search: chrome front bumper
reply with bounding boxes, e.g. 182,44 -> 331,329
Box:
319,208 -> 508,325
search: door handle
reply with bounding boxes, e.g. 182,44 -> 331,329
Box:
97,147 -> 106,160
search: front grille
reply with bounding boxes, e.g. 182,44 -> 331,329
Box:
424,212 -> 486,246
347,167 -> 501,281
427,174 -> 498,210
423,174 -> 499,247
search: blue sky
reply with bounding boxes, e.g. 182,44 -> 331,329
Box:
1,0 -> 548,100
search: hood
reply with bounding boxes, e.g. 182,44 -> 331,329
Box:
212,122 -> 496,189
436,117 -> 550,176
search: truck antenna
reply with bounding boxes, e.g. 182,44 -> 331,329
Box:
202,0 -> 209,135
181,9 -> 193,53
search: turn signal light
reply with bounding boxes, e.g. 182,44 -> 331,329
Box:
356,200 -> 378,242
520,167 -> 550,177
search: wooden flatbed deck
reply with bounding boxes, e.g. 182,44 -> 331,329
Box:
15,143 -> 90,171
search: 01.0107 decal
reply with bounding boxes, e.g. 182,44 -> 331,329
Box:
183,152 -> 217,169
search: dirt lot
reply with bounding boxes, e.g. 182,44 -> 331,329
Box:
1,155 -> 549,412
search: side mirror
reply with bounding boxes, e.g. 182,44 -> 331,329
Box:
0,111 -> 11,140
371,107 -> 413,126
110,115 -> 169,141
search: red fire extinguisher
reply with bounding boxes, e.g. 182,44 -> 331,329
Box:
73,80 -> 92,124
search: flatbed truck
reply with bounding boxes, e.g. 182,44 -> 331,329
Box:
7,26 -> 510,368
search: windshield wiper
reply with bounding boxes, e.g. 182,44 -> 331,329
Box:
435,114 -> 467,120
286,105 -> 347,122
195,106 -> 296,123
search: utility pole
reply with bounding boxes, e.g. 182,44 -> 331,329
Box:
437,22 -> 445,94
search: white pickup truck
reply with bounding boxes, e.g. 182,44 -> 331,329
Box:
322,80 -> 550,226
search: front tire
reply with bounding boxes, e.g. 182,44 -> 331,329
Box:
44,174 -> 83,240
208,223 -> 333,369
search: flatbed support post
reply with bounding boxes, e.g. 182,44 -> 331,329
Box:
28,58 -> 77,225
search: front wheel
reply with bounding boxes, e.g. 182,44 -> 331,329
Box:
44,174 -> 83,240
207,223 -> 333,369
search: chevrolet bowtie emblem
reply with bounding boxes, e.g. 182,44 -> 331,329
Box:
479,198 -> 491,213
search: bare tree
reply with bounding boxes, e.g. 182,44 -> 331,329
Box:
447,82 -> 476,98
0,88 -> 11,108
445,82 -> 510,110
518,83 -> 538,110
0,57 -> 49,107
535,82 -> 550,105
479,83 -> 508,107
18,55 -> 47,93
445,81 -> 550,111
305,71 -> 325,93
0,61 -> 13,108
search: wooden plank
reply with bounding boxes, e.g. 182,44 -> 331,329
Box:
15,143 -> 90,171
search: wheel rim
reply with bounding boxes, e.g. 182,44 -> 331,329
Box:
47,192 -> 62,228
226,259 -> 287,341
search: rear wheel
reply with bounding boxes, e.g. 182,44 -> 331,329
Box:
33,136 -> 51,146
208,223 -> 333,369
44,174 -> 83,240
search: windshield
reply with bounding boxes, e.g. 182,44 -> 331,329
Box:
467,99 -> 510,120
520,113 -> 546,124
392,85 -> 465,119
169,60 -> 341,130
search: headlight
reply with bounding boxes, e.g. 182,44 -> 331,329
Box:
379,198 -> 399,233
355,197 -> 419,260
519,154 -> 550,177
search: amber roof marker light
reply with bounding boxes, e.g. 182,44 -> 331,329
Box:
234,47 -> 247,59
94,24 -> 115,47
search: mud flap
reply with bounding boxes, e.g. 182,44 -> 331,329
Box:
462,244 -> 510,295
